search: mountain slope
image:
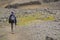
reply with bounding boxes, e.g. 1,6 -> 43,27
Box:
0,0 -> 60,9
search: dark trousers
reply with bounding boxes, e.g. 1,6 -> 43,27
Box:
11,23 -> 13,32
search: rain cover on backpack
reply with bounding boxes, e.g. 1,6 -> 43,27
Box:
11,15 -> 15,21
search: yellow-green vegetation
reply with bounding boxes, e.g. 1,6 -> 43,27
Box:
17,12 -> 55,25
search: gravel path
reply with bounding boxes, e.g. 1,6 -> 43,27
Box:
0,20 -> 60,40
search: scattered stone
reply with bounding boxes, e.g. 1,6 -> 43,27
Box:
46,36 -> 54,40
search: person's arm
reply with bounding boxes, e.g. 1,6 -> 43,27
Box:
9,16 -> 10,23
9,15 -> 12,23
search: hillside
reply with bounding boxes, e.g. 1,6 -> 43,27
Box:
0,0 -> 60,9
0,0 -> 60,40
0,7 -> 60,40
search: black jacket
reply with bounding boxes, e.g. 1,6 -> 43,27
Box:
9,14 -> 17,25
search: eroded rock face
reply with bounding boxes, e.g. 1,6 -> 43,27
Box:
0,0 -> 60,9
43,0 -> 59,3
5,1 -> 41,9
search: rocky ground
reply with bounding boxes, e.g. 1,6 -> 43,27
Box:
0,20 -> 60,40
0,8 -> 60,40
0,0 -> 60,40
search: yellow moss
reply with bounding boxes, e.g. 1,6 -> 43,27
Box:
17,12 -> 55,26
17,15 -> 36,25
43,15 -> 55,21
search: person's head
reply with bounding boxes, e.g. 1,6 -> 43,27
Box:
11,11 -> 14,15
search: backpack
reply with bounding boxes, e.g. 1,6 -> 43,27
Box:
10,15 -> 15,21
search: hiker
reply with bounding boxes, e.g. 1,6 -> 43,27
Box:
9,12 -> 17,33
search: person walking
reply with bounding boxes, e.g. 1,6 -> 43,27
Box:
9,12 -> 17,33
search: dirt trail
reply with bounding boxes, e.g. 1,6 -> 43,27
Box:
4,25 -> 20,40
0,20 -> 60,40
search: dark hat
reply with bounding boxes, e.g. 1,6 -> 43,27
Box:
11,11 -> 14,13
